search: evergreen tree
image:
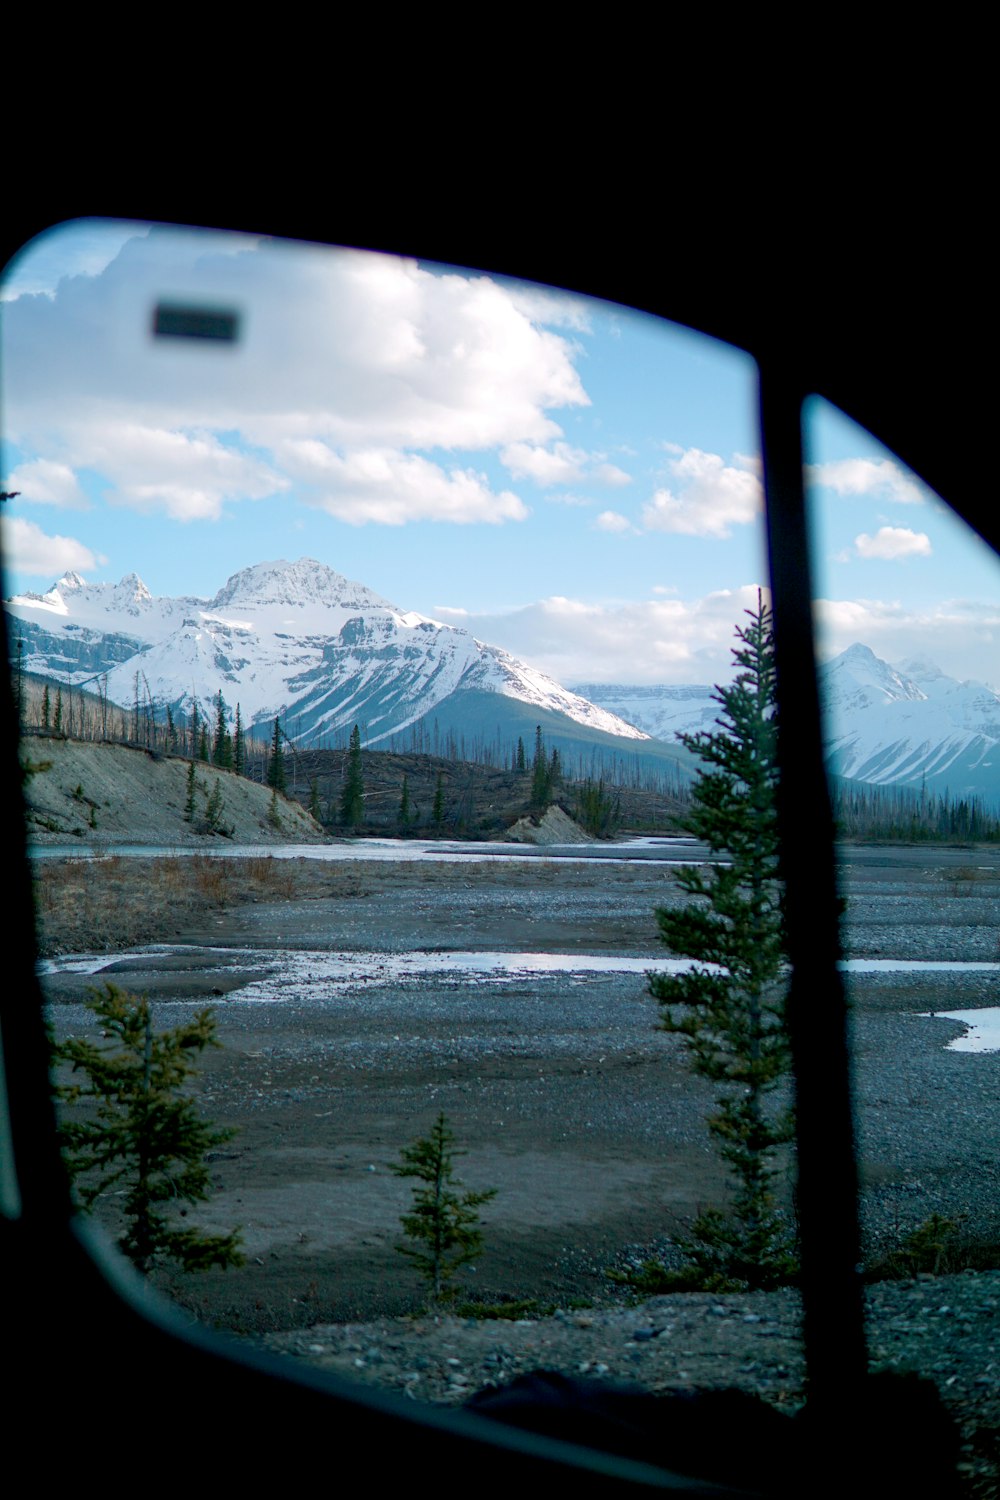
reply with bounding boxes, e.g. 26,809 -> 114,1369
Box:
432,771 -> 445,830
233,704 -> 245,777
399,773 -> 411,829
390,1113 -> 496,1305
54,687 -> 63,735
340,724 -> 364,827
212,690 -> 233,769
183,760 -> 197,823
309,777 -> 323,822
166,704 -> 178,754
529,725 -> 551,812
205,778 -> 226,833
641,596 -> 794,1292
198,724 -> 209,763
516,736 -> 526,773
53,984 -> 244,1275
268,787 -> 281,829
576,776 -> 621,837
42,684 -> 51,732
266,717 -> 287,794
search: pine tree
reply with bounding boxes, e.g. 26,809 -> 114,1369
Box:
516,736 -> 526,773
399,773 -> 411,830
390,1113 -> 496,1305
53,984 -> 244,1276
212,690 -> 233,769
184,760 -> 197,823
530,725 -> 551,812
642,595 -> 795,1292
432,771 -> 445,830
233,704 -> 245,777
340,724 -> 364,827
205,778 -> 226,833
198,724 -> 209,763
54,687 -> 63,735
266,717 -> 287,794
42,684 -> 51,732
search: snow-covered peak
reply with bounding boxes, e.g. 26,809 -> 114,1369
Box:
210,558 -> 391,613
109,572 -> 153,614
821,643 -> 926,709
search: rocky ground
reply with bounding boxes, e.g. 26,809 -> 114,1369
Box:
37,841 -> 1000,1494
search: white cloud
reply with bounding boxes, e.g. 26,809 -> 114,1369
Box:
815,596 -> 1000,685
809,457 -> 927,505
641,447 -> 762,537
79,424 -> 287,521
443,584 -> 771,685
280,443 -> 528,526
1,515 -> 105,575
854,526 -> 932,560
3,236 -> 590,500
593,462 -> 631,487
594,510 -> 632,533
500,441 -> 632,489
4,458 -> 86,508
499,281 -> 593,331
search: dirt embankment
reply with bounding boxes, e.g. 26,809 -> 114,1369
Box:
22,736 -> 324,845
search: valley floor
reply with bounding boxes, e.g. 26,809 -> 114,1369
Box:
38,843 -> 1000,1494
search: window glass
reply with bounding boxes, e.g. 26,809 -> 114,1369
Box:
5,222 -> 807,1433
805,396 -> 1000,1486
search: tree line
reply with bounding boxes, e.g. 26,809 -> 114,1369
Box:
831,778 -> 1000,843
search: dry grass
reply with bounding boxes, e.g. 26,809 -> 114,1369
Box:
33,853 -> 307,956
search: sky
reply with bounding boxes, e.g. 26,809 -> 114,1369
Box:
1,220 -> 996,689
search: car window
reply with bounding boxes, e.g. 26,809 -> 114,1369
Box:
5,218 -> 799,1471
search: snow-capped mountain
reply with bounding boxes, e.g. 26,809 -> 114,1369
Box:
576,643 -> 1000,804
818,643 -> 1000,801
571,683 -> 724,744
6,559 -> 649,751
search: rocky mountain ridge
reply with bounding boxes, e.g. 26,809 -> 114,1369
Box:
7,559 -> 648,755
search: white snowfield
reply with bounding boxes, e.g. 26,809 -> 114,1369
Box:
7,558 -> 647,746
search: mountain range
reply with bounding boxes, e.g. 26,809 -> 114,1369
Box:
7,561 -> 998,804
6,559 -> 692,781
577,643 -> 1000,805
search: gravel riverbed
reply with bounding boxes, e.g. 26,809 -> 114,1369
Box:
39,841 -> 1000,1493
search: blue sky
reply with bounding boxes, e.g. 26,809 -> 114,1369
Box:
2,220 -> 996,687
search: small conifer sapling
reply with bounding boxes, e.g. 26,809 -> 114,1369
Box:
391,1113 -> 496,1305
53,983 -> 243,1276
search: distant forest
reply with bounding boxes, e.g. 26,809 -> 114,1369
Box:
831,777 -> 1000,843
